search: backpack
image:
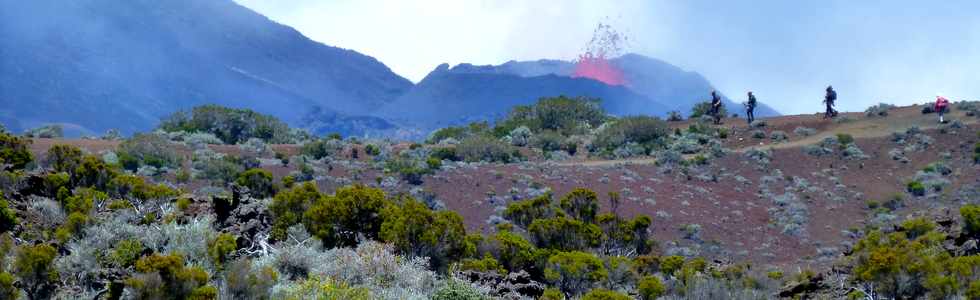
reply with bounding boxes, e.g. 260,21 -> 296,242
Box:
828,90 -> 837,101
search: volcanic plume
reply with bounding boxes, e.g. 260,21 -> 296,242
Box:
572,23 -> 628,86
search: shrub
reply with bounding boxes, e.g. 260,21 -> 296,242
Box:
836,133 -> 855,146
637,275 -> 666,300
23,124 -> 63,138
460,255 -> 506,274
751,130 -> 766,139
690,101 -> 727,119
192,150 -> 247,184
457,135 -> 514,163
581,288 -> 630,300
529,217 -> 602,251
364,144 -> 381,156
0,193 -> 16,233
503,193 -> 555,228
431,278 -> 489,300
793,127 -> 816,137
108,175 -> 179,201
531,130 -> 565,152
667,111 -> 683,122
208,233 -> 238,265
961,204 -> 980,237
560,188 -> 599,223
0,272 -> 17,300
56,212 -> 89,242
73,154 -> 120,190
386,156 -> 429,185
544,251 -> 608,296
274,276 -> 371,300
159,104 -> 297,144
426,157 -> 442,170
304,185 -> 387,248
593,116 -> 669,152
224,259 -> 277,300
301,138 -> 343,160
13,243 -> 59,300
490,230 -> 538,273
380,197 -> 468,271
906,180 -> 926,196
508,126 -> 532,147
495,96 -> 607,136
110,239 -> 145,268
0,132 -> 33,170
118,133 -> 181,170
269,182 -> 322,241
660,255 -> 685,277
46,144 -> 83,174
236,168 -> 275,198
865,103 -> 896,117
127,253 -> 214,300
900,218 -> 935,240
430,147 -> 459,162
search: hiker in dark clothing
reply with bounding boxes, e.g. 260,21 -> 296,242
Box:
823,86 -> 838,119
745,91 -> 757,125
710,90 -> 723,124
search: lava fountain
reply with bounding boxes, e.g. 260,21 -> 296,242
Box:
572,23 -> 628,86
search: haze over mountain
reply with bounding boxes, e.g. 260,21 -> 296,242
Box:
0,0 -> 411,136
0,0 -> 776,139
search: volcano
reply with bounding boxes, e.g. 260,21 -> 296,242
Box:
573,54 -> 627,86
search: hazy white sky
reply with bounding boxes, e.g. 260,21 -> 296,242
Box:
235,0 -> 980,114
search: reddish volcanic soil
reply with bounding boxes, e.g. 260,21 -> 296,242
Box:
29,105 -> 980,271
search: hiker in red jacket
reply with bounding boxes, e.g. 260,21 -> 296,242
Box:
935,94 -> 950,123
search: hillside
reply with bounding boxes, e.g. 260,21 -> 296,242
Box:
3,100 -> 978,299
0,0 -> 412,136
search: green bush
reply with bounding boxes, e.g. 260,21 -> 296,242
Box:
56,212 -> 89,242
637,275 -> 666,300
269,182 -> 322,241
110,239 -> 145,268
127,253 -> 214,300
73,154 -> 120,190
13,243 -> 59,300
906,180 -> 926,196
0,193 -> 16,233
544,251 -> 607,296
108,175 -> 179,201
159,104 -> 297,144
560,188 -> 599,223
431,278 -> 488,300
460,255 -> 506,274
364,144 -> 381,156
430,147 -> 459,162
236,168 -> 275,198
301,138 -> 342,160
592,116 -> 669,152
118,133 -> 182,170
690,101 -> 727,119
380,197 -> 468,271
836,133 -> 855,145
63,187 -> 104,214
193,154 -> 246,184
494,96 -> 607,136
529,217 -> 602,251
46,144 -> 83,174
900,218 -> 936,240
503,193 -> 556,228
276,276 -> 370,300
660,255 -> 685,277
581,288 -> 631,300
457,135 -> 514,163
961,204 -> 980,237
0,272 -> 17,300
208,233 -> 238,265
598,214 -> 654,255
532,130 -> 565,152
304,185 -> 387,248
490,230 -> 539,273
0,132 -> 33,170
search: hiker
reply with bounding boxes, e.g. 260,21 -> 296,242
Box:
935,94 -> 950,123
745,91 -> 757,125
823,86 -> 838,119
710,90 -> 723,124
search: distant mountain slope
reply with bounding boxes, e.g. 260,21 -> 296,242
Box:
378,63 -> 669,130
0,0 -> 412,136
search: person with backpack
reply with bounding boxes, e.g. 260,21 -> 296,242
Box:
934,94 -> 950,123
710,90 -> 723,124
745,91 -> 757,125
823,86 -> 838,119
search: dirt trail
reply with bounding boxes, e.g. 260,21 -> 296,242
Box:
560,106 -> 976,167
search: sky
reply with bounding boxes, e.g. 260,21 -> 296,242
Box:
234,0 -> 980,114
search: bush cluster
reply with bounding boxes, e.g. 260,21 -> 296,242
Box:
118,133 -> 182,171
0,132 -> 33,171
592,116 -> 669,153
159,104 -> 301,144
